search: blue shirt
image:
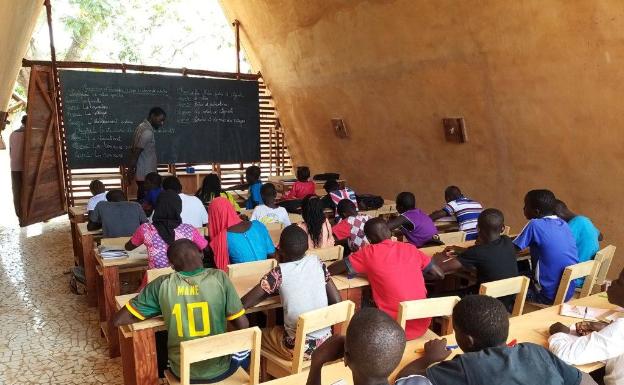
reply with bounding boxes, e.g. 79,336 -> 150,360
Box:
513,216 -> 579,303
245,181 -> 264,209
568,215 -> 600,288
226,220 -> 275,264
567,216 -> 600,263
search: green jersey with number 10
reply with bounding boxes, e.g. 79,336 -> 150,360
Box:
127,268 -> 245,380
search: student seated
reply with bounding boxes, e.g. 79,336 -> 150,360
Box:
306,308 -> 433,385
549,266 -> 624,385
329,218 -> 444,340
282,166 -> 316,200
554,199 -> 602,263
208,197 -> 275,270
321,179 -> 356,215
242,225 -> 342,360
87,190 -> 147,237
298,196 -> 335,249
86,179 -> 107,216
429,186 -> 483,241
126,190 -> 208,270
332,199 -> 371,252
250,183 -> 291,226
513,189 -> 578,304
387,192 -> 438,248
245,165 -> 263,210
433,208 -> 519,310
162,176 -> 207,228
142,172 -> 163,213
113,239 -> 250,383
397,295 -> 597,385
195,173 -> 241,212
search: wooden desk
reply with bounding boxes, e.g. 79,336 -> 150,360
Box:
96,244 -> 148,358
333,275 -> 370,311
78,222 -> 103,307
419,240 -> 476,256
114,273 -> 350,385
392,294 -> 618,380
68,206 -> 87,266
434,218 -> 459,233
262,361 -> 353,385
377,200 -> 397,215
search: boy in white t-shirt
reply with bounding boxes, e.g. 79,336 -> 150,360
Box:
242,224 -> 342,360
251,183 -> 291,226
86,180 -> 107,215
162,176 -> 208,228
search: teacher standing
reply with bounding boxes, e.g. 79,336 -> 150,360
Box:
127,107 -> 166,200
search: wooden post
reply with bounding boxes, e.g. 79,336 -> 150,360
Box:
45,0 -> 71,208
233,19 -> 241,78
269,117 -> 274,176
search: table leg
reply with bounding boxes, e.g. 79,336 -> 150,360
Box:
346,287 -> 363,311
82,234 -> 97,307
97,267 -> 106,324
103,265 -> 121,357
70,218 -> 81,266
119,328 -> 158,385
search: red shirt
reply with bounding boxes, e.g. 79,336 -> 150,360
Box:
348,239 -> 431,340
283,181 -> 316,200
332,220 -> 351,240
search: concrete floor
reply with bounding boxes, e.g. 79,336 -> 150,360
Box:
0,134 -> 123,384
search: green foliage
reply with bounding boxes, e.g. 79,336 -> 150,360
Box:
28,0 -> 252,71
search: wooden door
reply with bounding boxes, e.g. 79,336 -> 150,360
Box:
19,65 -> 66,226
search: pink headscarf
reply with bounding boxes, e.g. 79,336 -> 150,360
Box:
208,197 -> 242,271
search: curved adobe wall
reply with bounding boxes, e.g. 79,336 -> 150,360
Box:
221,0 -> 624,277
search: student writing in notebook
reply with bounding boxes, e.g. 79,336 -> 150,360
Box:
549,266 -> 624,385
432,208 -> 519,311
387,192 -> 438,248
88,190 -> 147,237
242,225 -> 342,360
329,218 -> 443,340
114,239 -> 250,383
398,295 -> 597,385
429,186 -> 483,241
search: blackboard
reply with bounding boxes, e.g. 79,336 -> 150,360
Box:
59,70 -> 260,168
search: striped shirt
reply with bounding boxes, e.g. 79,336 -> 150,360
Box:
443,197 -> 483,240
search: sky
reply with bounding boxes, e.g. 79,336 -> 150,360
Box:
27,0 -> 251,73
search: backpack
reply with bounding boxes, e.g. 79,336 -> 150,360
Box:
69,266 -> 87,295
313,173 -> 340,181
356,194 -> 384,210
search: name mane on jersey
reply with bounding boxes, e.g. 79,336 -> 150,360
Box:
177,285 -> 199,296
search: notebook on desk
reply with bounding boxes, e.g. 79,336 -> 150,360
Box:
98,246 -> 128,259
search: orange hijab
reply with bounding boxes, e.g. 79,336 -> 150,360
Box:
209,197 -> 242,271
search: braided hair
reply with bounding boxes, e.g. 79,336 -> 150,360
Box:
196,173 -> 222,205
301,195 -> 327,248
